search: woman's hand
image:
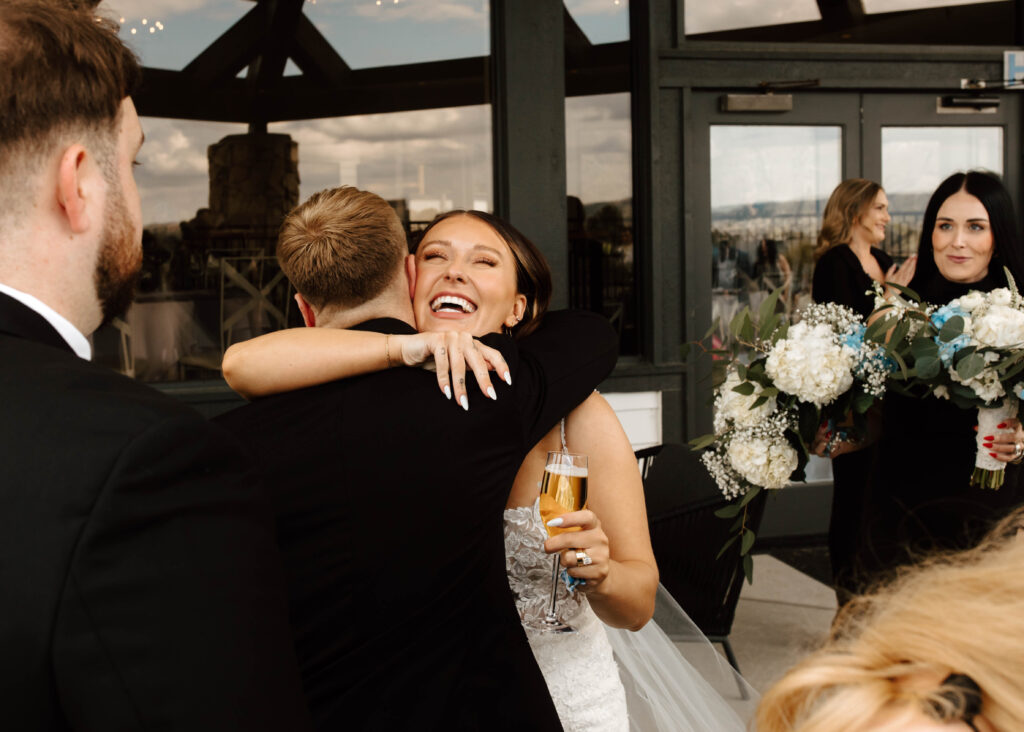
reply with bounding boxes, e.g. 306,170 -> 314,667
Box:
883,254 -> 918,297
811,422 -> 858,458
979,417 -> 1024,463
543,510 -> 611,592
395,331 -> 510,409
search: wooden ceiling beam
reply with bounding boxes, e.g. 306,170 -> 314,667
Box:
288,13 -> 352,87
182,3 -> 266,86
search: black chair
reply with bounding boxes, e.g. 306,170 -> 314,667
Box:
638,443 -> 768,682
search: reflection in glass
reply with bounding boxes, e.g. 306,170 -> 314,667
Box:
271,106 -> 493,228
102,0 -> 250,71
863,0 -> 998,14
93,107 -> 492,383
710,125 -> 842,337
304,0 -> 488,69
881,126 -> 1003,258
685,0 -> 820,35
565,0 -> 630,44
566,93 -> 637,355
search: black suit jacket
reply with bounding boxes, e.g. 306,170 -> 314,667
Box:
215,311 -> 618,731
0,292 -> 311,731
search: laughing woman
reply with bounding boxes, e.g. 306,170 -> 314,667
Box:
223,207 -> 754,731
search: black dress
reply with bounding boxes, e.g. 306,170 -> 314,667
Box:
858,271 -> 1024,585
812,244 -> 892,599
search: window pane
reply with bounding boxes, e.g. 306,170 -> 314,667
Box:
565,0 -> 630,44
710,125 -> 842,338
686,0 -> 820,35
101,0 -> 250,71
270,105 -> 493,224
92,108 -> 492,382
864,0 -> 1003,13
305,0 -> 488,68
881,126 -> 1003,258
566,93 -> 638,355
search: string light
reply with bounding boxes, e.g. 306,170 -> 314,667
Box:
119,16 -> 166,39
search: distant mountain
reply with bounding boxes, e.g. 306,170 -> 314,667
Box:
712,191 -> 933,220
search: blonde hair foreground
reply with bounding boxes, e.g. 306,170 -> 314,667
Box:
756,509 -> 1024,731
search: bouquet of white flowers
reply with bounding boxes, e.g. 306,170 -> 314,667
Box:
874,277 -> 1024,489
690,293 -> 896,579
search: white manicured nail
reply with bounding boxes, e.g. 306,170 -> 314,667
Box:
504,371 -> 512,386
460,395 -> 469,411
444,385 -> 451,400
546,517 -> 564,528
486,386 -> 497,400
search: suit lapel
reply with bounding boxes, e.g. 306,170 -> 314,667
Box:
0,290 -> 75,355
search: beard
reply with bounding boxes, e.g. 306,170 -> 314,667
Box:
93,180 -> 142,327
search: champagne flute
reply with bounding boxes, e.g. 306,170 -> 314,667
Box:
525,451 -> 588,634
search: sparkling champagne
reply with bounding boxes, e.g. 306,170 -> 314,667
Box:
538,462 -> 588,537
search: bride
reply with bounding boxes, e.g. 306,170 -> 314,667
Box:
223,209 -> 754,731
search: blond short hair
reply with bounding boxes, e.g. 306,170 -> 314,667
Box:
277,186 -> 407,309
756,509 -> 1024,731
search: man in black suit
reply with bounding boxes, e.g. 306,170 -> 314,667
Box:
215,187 -> 618,730
0,3 -> 311,729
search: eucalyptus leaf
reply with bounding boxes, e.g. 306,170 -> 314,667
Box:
688,433 -> 716,450
729,307 -> 747,339
701,319 -> 719,342
758,287 -> 783,325
732,381 -> 756,396
739,312 -> 755,343
956,352 -> 986,381
743,554 -> 754,584
938,315 -> 965,343
714,503 -> 742,519
915,356 -> 941,380
865,315 -> 894,344
715,534 -> 739,560
740,529 -> 756,556
736,363 -> 747,380
750,395 -> 769,409
910,338 -> 939,360
885,281 -> 922,302
738,485 -> 762,507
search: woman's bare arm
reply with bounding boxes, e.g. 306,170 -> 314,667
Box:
222,327 -> 507,403
540,393 -> 659,630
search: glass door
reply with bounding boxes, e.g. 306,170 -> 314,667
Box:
862,93 -> 1020,260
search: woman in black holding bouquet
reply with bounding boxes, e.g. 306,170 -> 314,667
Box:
811,179 -> 913,601
859,171 -> 1024,588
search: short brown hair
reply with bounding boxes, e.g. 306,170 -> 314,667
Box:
0,0 -> 141,165
277,186 -> 408,309
815,178 -> 883,257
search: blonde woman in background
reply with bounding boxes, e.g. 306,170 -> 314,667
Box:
755,508 -> 1024,732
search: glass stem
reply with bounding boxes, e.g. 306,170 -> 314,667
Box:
546,554 -> 560,620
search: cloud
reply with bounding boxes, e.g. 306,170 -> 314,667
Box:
565,0 -> 629,18
351,0 -> 487,25
99,0 -> 227,21
686,0 -> 820,35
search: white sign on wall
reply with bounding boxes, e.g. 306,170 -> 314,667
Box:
1004,50 -> 1024,89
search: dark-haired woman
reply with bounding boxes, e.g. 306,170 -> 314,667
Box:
810,179 -> 913,601
858,171 -> 1024,587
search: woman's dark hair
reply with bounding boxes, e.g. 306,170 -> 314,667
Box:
910,171 -> 1024,293
415,210 -> 553,338
755,238 -> 779,271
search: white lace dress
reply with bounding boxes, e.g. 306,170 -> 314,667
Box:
503,503 -> 757,732
504,499 -> 630,731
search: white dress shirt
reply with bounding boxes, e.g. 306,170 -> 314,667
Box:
0,282 -> 92,360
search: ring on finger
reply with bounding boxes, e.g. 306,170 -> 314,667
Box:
575,549 -> 593,568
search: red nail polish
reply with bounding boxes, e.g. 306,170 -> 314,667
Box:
998,423 -> 1007,429
984,435 -> 994,441
984,442 -> 993,448
990,452 -> 998,458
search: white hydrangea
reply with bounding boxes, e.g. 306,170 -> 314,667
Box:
713,369 -> 777,432
972,304 -> 1024,348
765,322 -> 855,407
951,365 -> 1005,404
726,436 -> 798,490
956,291 -> 986,313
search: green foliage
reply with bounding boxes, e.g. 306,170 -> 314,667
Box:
938,315 -> 965,343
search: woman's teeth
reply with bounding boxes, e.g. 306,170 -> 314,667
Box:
430,295 -> 477,313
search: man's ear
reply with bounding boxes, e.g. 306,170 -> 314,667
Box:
405,254 -> 417,300
56,144 -> 93,235
295,292 -> 316,327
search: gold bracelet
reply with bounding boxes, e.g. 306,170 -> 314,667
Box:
384,334 -> 392,368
